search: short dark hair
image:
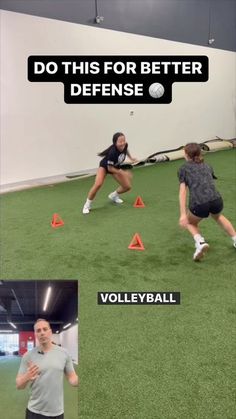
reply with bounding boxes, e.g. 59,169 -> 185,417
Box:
34,318 -> 51,330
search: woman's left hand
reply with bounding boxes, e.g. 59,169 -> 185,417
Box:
130,157 -> 139,163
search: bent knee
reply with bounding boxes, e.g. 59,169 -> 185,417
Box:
124,184 -> 131,192
126,171 -> 133,180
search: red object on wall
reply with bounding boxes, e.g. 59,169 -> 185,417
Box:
19,332 -> 35,356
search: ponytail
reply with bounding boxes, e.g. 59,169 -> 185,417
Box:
98,132 -> 124,157
98,145 -> 113,157
184,143 -> 203,163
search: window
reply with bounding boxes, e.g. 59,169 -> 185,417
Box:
0,334 -> 19,354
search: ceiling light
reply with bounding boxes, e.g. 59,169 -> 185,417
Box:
43,286 -> 52,311
63,323 -> 71,330
9,322 -> 17,329
0,330 -> 13,333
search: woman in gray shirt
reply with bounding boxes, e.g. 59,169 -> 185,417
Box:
178,143 -> 236,261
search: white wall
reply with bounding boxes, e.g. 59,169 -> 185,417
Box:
52,333 -> 60,345
60,324 -> 78,364
1,10 -> 235,186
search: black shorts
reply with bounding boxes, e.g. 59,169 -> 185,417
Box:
190,197 -> 223,218
99,161 -> 109,173
99,161 -> 120,173
26,408 -> 64,419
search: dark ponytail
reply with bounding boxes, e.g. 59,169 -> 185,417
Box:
184,143 -> 204,163
98,132 -> 124,157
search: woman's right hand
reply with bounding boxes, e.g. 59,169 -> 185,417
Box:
179,214 -> 188,228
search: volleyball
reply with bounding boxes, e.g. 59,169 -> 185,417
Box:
148,83 -> 165,98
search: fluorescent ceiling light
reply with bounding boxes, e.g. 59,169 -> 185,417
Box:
63,323 -> 71,330
43,286 -> 52,311
9,322 -> 17,329
0,330 -> 13,333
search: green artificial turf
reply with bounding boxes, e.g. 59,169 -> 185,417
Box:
1,150 -> 236,418
0,356 -> 78,419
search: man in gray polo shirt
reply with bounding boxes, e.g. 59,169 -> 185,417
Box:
16,319 -> 78,419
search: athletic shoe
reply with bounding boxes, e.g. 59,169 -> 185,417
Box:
233,241 -> 236,249
193,241 -> 209,261
108,192 -> 123,204
82,205 -> 90,214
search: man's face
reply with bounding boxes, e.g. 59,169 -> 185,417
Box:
34,320 -> 52,345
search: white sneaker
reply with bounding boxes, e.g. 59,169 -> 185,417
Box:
193,241 -> 209,261
82,205 -> 90,214
108,192 -> 123,204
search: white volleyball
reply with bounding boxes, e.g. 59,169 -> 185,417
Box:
148,83 -> 165,98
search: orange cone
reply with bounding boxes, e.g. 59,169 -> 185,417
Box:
51,213 -> 64,228
133,196 -> 145,208
128,233 -> 145,250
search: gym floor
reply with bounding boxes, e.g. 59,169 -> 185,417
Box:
0,356 -> 78,419
1,149 -> 235,418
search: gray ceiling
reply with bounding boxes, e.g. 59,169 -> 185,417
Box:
0,280 -> 78,332
0,0 -> 235,52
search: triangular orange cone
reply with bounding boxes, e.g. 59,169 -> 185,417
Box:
133,196 -> 145,208
128,233 -> 145,250
51,213 -> 64,228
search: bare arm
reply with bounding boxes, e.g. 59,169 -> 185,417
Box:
126,150 -> 138,162
65,371 -> 79,387
179,182 -> 188,227
16,362 -> 40,390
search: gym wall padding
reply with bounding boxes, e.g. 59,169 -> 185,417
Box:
135,139 -> 235,166
162,149 -> 185,161
201,140 -> 233,151
228,138 -> 236,148
154,140 -> 234,161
